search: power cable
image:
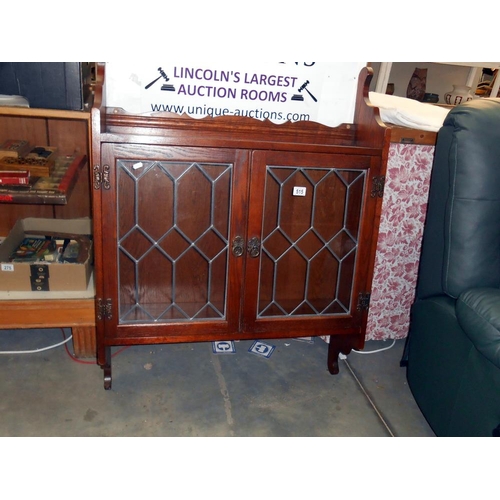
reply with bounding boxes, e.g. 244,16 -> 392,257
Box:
352,338 -> 396,354
343,357 -> 395,437
0,333 -> 73,354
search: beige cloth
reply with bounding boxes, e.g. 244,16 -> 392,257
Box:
369,91 -> 450,132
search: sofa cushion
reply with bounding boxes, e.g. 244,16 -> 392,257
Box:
441,99 -> 500,298
415,99 -> 500,300
456,287 -> 500,368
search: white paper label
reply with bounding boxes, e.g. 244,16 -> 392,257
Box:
1,263 -> 14,272
293,186 -> 307,196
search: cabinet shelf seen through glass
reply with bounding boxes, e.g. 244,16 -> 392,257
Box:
258,165 -> 365,318
117,159 -> 232,323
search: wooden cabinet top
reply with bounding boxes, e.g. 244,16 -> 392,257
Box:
91,64 -> 391,154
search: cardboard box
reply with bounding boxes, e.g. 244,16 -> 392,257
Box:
0,63 -> 92,111
0,218 -> 92,292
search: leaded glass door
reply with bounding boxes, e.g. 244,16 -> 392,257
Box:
100,143 -> 248,341
242,150 -> 376,335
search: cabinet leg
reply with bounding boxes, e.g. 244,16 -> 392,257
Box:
102,346 -> 112,390
327,334 -> 360,374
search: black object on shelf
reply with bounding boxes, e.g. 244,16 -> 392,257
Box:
0,62 -> 90,111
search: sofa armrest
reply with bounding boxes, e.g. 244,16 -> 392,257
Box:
456,287 -> 500,368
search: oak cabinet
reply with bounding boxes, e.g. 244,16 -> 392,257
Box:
91,65 -> 390,388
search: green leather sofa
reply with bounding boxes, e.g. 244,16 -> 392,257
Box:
407,97 -> 500,437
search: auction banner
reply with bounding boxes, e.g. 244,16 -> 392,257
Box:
105,62 -> 367,128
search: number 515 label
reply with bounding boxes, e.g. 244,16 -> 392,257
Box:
293,186 -> 307,197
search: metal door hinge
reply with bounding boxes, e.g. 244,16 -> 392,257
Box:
93,164 -> 111,190
357,292 -> 371,312
97,298 -> 113,320
371,175 -> 385,198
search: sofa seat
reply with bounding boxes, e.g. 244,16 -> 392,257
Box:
409,296 -> 500,436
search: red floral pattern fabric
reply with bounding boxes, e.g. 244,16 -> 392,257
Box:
365,143 -> 435,340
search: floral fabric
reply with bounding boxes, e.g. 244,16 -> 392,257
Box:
365,143 -> 435,340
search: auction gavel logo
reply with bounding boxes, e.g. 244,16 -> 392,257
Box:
145,67 -> 170,89
298,80 -> 318,102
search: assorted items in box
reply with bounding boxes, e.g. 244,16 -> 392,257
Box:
8,235 -> 91,264
0,218 -> 93,292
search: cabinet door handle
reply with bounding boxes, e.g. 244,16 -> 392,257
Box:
232,236 -> 245,257
247,237 -> 261,258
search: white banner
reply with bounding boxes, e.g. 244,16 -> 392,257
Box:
105,62 -> 367,128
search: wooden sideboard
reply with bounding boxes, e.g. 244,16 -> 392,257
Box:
90,64 -> 391,389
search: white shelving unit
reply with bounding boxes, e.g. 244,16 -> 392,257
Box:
375,62 -> 500,100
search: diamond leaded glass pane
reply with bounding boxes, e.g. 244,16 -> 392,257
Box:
116,160 -> 232,324
258,166 -> 365,317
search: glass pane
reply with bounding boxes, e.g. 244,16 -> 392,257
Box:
116,160 -> 232,324
258,166 -> 365,317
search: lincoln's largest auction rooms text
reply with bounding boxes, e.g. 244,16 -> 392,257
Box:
173,67 -> 301,102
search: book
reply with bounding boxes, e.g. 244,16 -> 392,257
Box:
0,170 -> 30,185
